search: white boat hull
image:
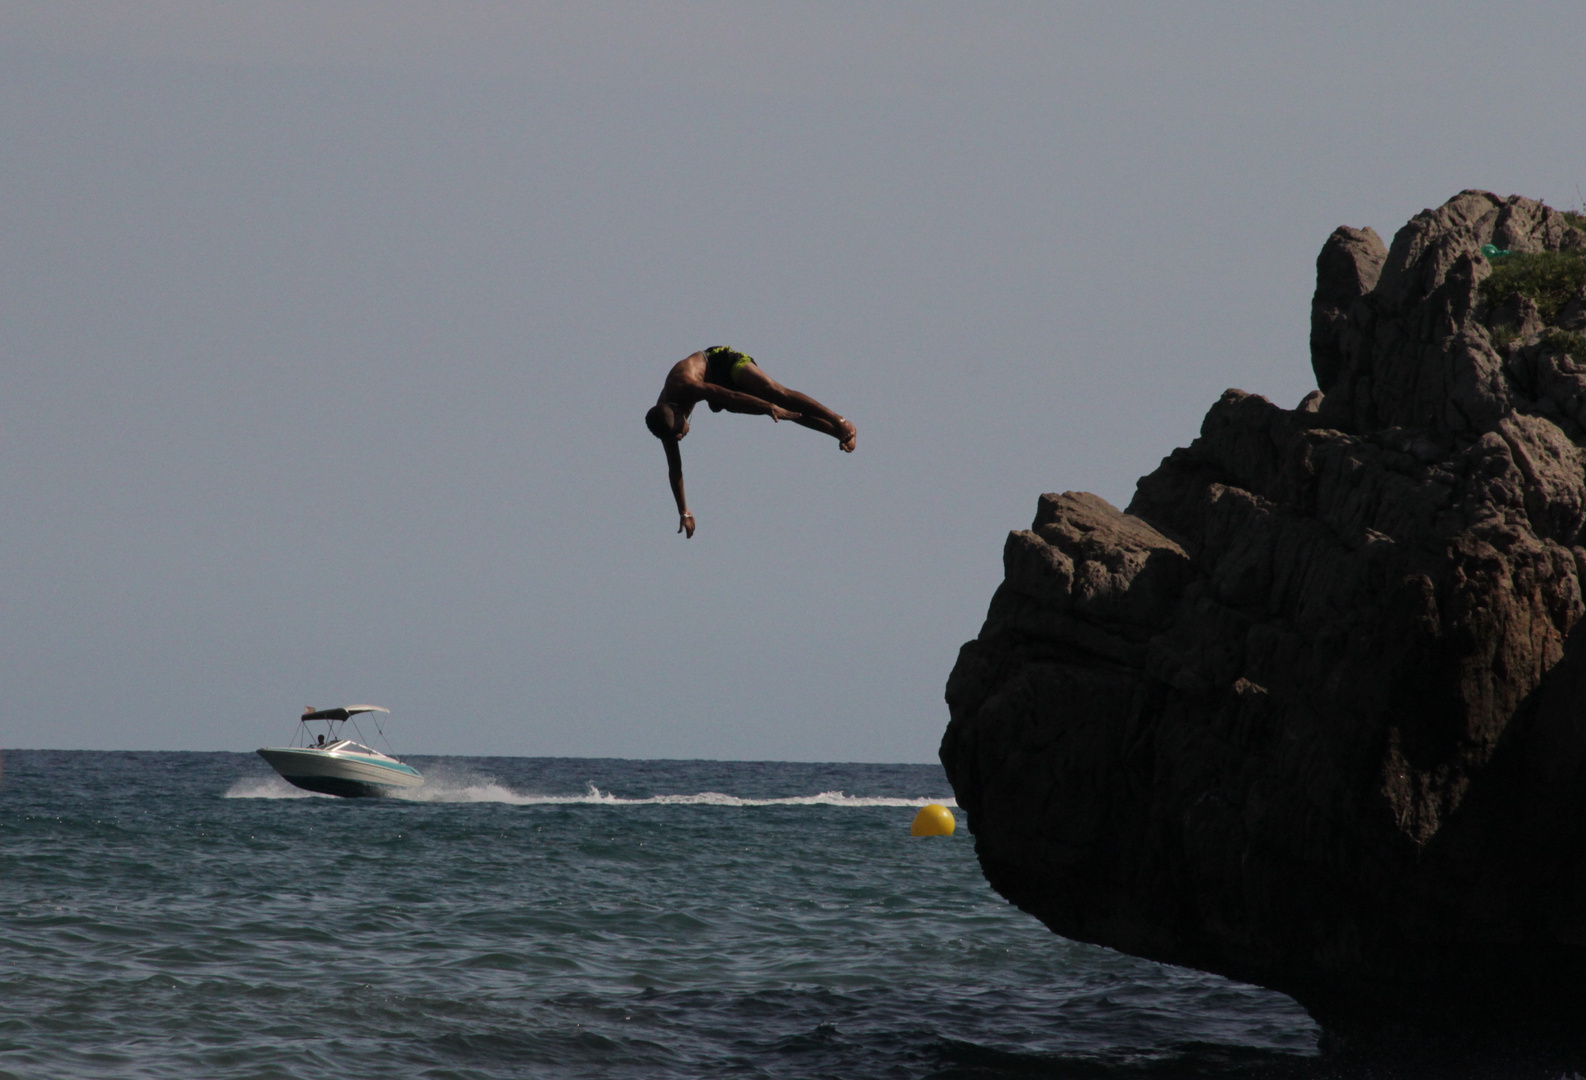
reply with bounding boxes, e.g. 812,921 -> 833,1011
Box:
257,747 -> 424,798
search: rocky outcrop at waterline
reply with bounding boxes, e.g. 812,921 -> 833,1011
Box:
940,191 -> 1586,1046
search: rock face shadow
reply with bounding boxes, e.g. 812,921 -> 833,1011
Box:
941,191 -> 1586,1050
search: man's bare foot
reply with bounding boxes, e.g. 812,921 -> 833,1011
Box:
836,418 -> 857,453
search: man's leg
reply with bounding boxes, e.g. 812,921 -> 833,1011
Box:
734,365 -> 857,451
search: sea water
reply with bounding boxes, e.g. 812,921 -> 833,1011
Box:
1,751 -> 1323,1079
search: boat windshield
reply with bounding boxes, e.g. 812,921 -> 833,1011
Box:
324,739 -> 392,760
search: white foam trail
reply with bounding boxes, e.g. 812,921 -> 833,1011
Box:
226,774 -> 956,808
224,776 -> 324,799
394,782 -> 958,808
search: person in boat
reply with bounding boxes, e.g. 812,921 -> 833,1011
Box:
645,347 -> 857,538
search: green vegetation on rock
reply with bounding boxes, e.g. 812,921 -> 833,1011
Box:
1480,250 -> 1586,321
1543,327 -> 1586,359
1489,324 -> 1523,352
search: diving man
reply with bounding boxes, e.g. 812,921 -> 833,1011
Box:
645,347 -> 856,538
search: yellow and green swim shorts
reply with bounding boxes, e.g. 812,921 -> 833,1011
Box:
703,346 -> 757,387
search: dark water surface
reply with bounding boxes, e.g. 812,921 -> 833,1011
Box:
1,751 -> 1330,1078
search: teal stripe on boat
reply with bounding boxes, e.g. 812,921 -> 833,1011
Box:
341,755 -> 420,776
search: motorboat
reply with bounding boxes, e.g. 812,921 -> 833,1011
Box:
257,705 -> 423,798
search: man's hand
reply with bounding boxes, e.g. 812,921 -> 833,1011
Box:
769,405 -> 801,422
679,511 -> 695,538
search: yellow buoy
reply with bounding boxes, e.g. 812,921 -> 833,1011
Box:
910,803 -> 956,837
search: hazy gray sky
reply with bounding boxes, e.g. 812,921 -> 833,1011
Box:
2,3 -> 1583,759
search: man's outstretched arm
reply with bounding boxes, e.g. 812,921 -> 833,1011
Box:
662,436 -> 694,538
698,384 -> 801,421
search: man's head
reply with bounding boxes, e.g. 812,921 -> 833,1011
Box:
645,403 -> 688,440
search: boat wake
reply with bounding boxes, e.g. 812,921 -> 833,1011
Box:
399,782 -> 958,808
224,774 -> 955,808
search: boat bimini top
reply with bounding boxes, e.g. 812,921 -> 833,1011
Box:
295,705 -> 395,757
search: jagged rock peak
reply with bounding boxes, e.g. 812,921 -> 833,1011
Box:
941,193 -> 1586,1049
1311,190 -> 1586,437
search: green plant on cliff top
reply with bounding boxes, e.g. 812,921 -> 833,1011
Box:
1480,250 -> 1586,322
1562,210 -> 1586,231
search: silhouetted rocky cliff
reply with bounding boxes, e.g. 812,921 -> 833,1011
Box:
941,191 -> 1586,1047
